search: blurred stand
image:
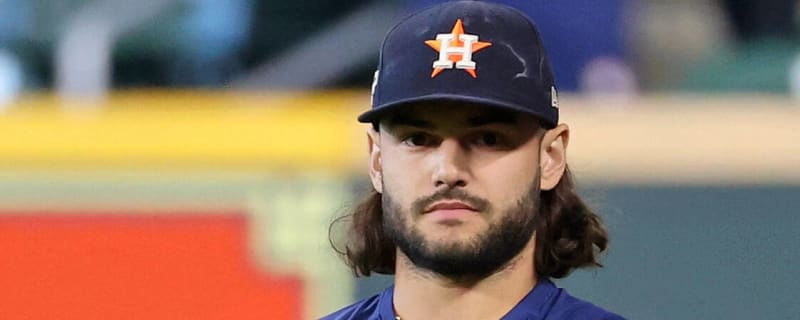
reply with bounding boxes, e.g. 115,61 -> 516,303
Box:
233,1 -> 401,89
56,0 -> 255,101
0,0 -> 32,107
579,56 -> 638,98
1,0 -> 798,100
629,0 -> 731,90
56,0 -> 181,101
165,0 -> 254,87
0,50 -> 23,110
717,0 -> 800,97
638,0 -> 800,93
721,0 -> 798,41
790,53 -> 800,98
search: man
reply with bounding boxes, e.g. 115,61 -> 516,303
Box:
325,1 -> 623,319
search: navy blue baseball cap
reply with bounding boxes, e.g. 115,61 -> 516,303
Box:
359,0 -> 559,128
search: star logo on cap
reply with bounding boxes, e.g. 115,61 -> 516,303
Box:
425,19 -> 492,78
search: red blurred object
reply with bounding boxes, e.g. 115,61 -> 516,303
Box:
0,211 -> 303,320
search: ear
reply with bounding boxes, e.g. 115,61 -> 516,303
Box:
540,124 -> 569,191
367,128 -> 383,193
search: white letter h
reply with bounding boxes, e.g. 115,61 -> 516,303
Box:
432,34 -> 478,70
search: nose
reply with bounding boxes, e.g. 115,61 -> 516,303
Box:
432,138 -> 469,188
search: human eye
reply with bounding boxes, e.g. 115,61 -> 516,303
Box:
401,132 -> 435,147
472,131 -> 506,148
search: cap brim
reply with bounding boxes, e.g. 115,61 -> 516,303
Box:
357,94 -> 556,128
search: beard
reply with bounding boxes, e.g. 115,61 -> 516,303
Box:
381,180 -> 540,281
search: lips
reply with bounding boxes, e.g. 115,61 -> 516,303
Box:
423,201 -> 478,214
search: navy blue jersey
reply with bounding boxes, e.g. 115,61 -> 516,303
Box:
321,278 -> 623,320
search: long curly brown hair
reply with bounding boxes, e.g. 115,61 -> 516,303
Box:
329,164 -> 608,279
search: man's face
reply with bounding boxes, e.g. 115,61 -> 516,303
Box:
373,102 -> 544,279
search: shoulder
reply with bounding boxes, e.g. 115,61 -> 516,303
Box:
507,279 -> 624,320
545,287 -> 625,320
319,292 -> 383,320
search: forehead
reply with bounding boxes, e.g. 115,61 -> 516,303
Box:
380,101 -> 540,130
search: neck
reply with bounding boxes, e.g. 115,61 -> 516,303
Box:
392,237 -> 538,320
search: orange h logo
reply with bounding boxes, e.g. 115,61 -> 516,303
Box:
425,19 -> 492,78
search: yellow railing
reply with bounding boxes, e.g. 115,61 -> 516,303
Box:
0,90 -> 367,171
1,91 -> 798,184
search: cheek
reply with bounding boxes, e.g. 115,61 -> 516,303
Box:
476,149 -> 540,207
380,149 -> 427,206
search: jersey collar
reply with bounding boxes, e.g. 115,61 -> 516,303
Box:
377,278 -> 558,320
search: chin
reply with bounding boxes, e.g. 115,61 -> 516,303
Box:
420,228 -> 483,247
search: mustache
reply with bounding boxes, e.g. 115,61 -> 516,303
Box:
411,188 -> 490,214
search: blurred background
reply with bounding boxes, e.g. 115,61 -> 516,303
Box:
0,0 -> 798,319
